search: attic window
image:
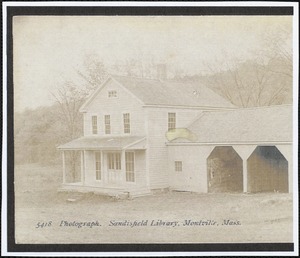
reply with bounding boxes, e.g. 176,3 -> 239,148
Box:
108,90 -> 117,98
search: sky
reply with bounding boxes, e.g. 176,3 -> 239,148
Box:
13,15 -> 292,112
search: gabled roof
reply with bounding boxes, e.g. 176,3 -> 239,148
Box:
112,75 -> 235,108
58,136 -> 146,150
170,104 -> 292,143
80,75 -> 235,111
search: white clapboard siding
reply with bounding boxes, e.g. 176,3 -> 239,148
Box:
83,79 -> 145,137
146,107 -> 202,189
168,145 -> 215,193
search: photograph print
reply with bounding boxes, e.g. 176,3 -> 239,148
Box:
3,2 -> 298,255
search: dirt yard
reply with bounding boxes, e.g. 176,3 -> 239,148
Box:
14,164 -> 293,244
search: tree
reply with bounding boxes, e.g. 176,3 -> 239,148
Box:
205,26 -> 293,108
52,55 -> 108,180
52,81 -> 86,140
260,25 -> 292,78
75,54 -> 108,92
205,58 -> 292,108
51,81 -> 86,180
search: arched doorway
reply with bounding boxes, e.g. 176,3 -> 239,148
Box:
247,146 -> 288,193
207,146 -> 243,193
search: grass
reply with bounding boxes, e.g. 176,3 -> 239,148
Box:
14,164 -> 293,244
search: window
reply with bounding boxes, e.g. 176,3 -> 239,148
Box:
168,113 -> 176,131
125,152 -> 135,182
108,90 -> 117,98
95,151 -> 101,180
175,161 -> 182,172
104,115 -> 111,134
107,153 -> 121,170
123,113 -> 130,134
92,116 -> 98,134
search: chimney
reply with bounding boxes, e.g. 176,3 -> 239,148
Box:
156,63 -> 167,80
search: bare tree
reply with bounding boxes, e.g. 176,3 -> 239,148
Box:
205,25 -> 293,108
75,54 -> 109,92
52,81 -> 87,141
205,56 -> 292,108
260,25 -> 292,78
52,55 -> 109,180
51,81 -> 88,181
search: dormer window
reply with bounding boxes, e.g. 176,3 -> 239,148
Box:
108,90 -> 117,98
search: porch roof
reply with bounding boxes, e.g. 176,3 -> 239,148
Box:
57,136 -> 146,150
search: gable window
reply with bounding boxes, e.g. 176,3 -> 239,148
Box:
125,152 -> 135,182
107,153 -> 121,170
175,161 -> 182,172
108,90 -> 117,98
123,113 -> 130,134
104,115 -> 111,134
95,151 -> 101,180
168,113 -> 176,131
92,116 -> 98,134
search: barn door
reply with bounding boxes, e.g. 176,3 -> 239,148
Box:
107,152 -> 122,184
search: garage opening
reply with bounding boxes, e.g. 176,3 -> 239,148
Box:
207,146 -> 243,193
247,146 -> 288,193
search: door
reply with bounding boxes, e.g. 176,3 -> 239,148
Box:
107,152 -> 122,184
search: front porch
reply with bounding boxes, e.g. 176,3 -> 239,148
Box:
58,136 -> 150,196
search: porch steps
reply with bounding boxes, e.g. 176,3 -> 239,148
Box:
126,189 -> 153,198
58,184 -> 152,199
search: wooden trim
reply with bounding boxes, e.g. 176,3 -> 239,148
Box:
121,150 -> 126,185
166,141 -> 293,146
143,103 -> 292,110
145,109 -> 150,188
111,77 -> 145,105
123,137 -> 146,150
81,150 -> 85,185
79,77 -> 112,112
100,151 -> 104,183
143,104 -> 237,110
243,159 -> 248,193
84,150 -> 87,184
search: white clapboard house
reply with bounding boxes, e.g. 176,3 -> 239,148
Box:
58,75 -> 293,196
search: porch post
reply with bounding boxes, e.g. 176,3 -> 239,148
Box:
81,150 -> 85,185
242,159 -> 247,193
101,151 -> 104,182
121,150 -> 126,184
62,151 -> 66,184
84,150 -> 87,184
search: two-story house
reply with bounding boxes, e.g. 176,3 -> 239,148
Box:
58,75 -> 235,196
58,75 -> 293,196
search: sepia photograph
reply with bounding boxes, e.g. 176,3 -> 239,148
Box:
2,1 -> 299,256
